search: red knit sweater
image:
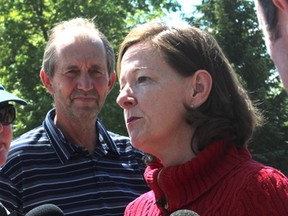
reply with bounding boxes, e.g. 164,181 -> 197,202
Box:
124,139 -> 288,216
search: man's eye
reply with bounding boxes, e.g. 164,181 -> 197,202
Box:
89,70 -> 106,78
65,70 -> 79,77
91,70 -> 102,75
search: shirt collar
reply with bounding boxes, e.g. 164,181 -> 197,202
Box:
43,108 -> 120,164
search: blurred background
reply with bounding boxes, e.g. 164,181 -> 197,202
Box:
0,0 -> 287,175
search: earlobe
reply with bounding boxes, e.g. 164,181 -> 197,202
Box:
273,0 -> 288,12
188,70 -> 212,107
108,72 -> 116,92
40,70 -> 53,94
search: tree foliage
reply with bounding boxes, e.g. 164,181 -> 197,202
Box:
0,0 -> 180,136
1,0 -> 287,176
186,0 -> 288,174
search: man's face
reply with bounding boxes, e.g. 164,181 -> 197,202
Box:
255,0 -> 273,54
255,0 -> 288,91
47,37 -> 115,123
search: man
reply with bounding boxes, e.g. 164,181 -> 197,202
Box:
0,84 -> 27,215
254,0 -> 288,91
0,18 -> 148,216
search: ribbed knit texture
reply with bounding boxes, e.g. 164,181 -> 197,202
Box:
124,139 -> 288,216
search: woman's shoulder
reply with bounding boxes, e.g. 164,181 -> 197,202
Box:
235,162 -> 288,215
124,191 -> 159,216
215,159 -> 288,215
240,158 -> 287,183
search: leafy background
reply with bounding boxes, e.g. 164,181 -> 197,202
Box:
0,0 -> 287,175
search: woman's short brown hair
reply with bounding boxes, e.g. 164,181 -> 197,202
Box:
117,21 -> 262,151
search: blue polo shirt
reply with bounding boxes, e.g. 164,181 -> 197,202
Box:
0,109 -> 148,216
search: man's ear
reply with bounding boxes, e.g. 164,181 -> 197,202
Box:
108,72 -> 116,93
40,69 -> 54,94
186,69 -> 212,108
273,0 -> 288,12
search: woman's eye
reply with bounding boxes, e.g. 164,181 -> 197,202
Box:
137,76 -> 150,83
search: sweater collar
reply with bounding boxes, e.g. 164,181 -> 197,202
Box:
144,139 -> 251,213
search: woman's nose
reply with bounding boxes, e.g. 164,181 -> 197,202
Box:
116,88 -> 136,109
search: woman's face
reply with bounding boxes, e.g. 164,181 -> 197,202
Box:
117,42 -> 194,161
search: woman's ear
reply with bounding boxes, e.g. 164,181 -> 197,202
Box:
186,69 -> 212,108
40,69 -> 54,94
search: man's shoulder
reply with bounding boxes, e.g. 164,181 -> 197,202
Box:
107,131 -> 130,143
11,125 -> 47,147
107,131 -> 145,157
107,131 -> 132,151
2,125 -> 53,174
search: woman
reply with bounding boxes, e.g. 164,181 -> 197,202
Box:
116,21 -> 288,215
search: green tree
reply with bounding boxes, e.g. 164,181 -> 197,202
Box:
0,0 -> 180,136
186,0 -> 288,175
